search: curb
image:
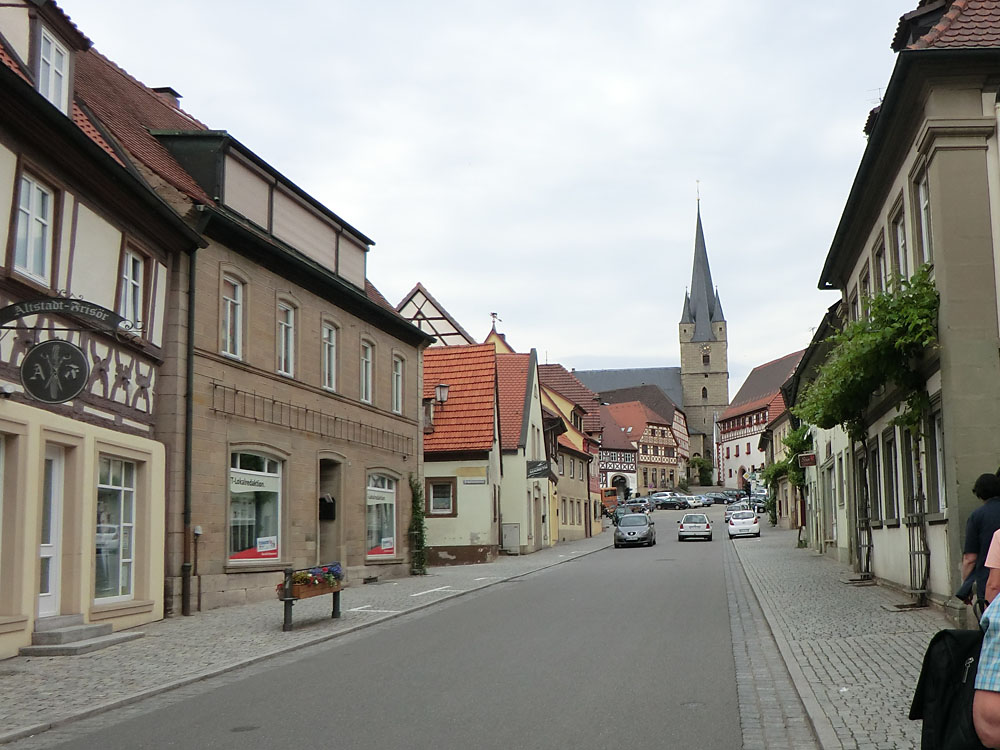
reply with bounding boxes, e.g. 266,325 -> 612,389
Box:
730,537 -> 843,750
0,540 -> 612,746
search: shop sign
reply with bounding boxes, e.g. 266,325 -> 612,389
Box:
797,452 -> 818,468
20,339 -> 89,404
230,471 -> 281,494
0,298 -> 124,331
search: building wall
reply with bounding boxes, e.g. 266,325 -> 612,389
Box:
0,400 -> 165,659
555,450 -> 590,542
424,452 -> 502,565
162,238 -> 423,612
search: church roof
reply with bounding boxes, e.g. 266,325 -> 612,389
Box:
680,205 -> 725,341
574,367 -> 684,409
598,384 -> 681,425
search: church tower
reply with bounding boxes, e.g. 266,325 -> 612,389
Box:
679,204 -> 730,460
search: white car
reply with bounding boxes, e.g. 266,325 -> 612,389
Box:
724,502 -> 749,524
686,496 -> 704,508
677,513 -> 711,541
728,510 -> 760,538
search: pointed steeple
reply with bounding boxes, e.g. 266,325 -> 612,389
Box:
683,204 -> 723,342
680,291 -> 693,323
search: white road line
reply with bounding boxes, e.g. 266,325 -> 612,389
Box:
347,605 -> 402,614
410,586 -> 460,597
473,576 -> 502,581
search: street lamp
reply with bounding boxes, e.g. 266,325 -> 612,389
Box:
435,383 -> 450,406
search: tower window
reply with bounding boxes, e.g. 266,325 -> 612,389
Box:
703,353 -> 710,366
701,387 -> 708,400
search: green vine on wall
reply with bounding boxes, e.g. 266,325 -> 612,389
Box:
408,473 -> 428,575
793,264 -> 939,441
760,425 -> 813,525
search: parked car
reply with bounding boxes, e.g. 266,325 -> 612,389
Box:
614,513 -> 657,547
727,510 -> 760,538
706,492 -> 729,505
677,513 -> 712,542
655,496 -> 688,510
626,502 -> 649,516
686,496 -> 704,508
699,495 -> 714,506
725,502 -> 749,524
753,499 -> 767,514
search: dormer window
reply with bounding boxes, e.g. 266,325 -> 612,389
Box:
39,28 -> 69,114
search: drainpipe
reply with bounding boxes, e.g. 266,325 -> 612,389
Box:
181,248 -> 196,616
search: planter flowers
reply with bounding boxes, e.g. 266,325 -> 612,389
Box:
277,562 -> 344,600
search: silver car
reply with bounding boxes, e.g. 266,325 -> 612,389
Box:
677,513 -> 712,542
614,513 -> 657,548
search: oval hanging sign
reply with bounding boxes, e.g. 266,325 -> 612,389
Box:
20,340 -> 90,404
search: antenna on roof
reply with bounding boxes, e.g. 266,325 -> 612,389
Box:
696,179 -> 700,205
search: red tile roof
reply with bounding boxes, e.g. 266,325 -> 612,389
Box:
604,401 -> 671,435
0,38 -> 30,84
71,102 -> 124,166
598,406 -> 638,451
537,363 -> 601,433
910,0 -> 1000,48
721,350 -> 804,421
74,50 -> 214,204
365,280 -> 407,319
497,352 -> 531,451
423,344 -> 497,454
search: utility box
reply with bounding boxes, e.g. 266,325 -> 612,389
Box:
501,523 -> 520,554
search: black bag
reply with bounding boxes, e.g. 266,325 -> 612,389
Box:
910,628 -> 988,749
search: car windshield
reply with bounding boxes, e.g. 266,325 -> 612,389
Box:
619,515 -> 649,527
733,511 -> 756,520
682,515 -> 707,523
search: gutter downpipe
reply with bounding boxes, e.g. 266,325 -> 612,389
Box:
181,247 -> 196,616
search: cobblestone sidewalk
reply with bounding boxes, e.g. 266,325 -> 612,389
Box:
732,526 -> 954,750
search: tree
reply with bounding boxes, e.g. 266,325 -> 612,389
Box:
689,455 -> 714,486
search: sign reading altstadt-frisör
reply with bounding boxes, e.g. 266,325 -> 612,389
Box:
797,452 -> 818,468
20,339 -> 90,404
0,298 -> 124,331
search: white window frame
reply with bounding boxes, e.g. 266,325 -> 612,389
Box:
277,302 -> 295,376
366,474 -> 397,558
917,172 -> 933,264
14,174 -> 54,285
428,479 -> 455,515
39,28 -> 69,114
221,275 -> 244,359
892,211 -> 909,282
95,456 -> 136,602
360,341 -> 373,404
228,452 -> 282,562
119,249 -> 144,329
322,323 -> 338,391
391,354 -> 403,414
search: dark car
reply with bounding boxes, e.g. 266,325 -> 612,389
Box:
614,513 -> 656,548
655,496 -> 688,510
705,492 -> 729,505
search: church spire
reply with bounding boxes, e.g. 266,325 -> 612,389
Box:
682,203 -> 724,341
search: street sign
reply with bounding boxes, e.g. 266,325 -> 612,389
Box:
797,452 -> 817,468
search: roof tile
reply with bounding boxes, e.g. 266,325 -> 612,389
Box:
537,363 -> 601,433
910,0 -> 1000,49
423,344 -> 497,454
497,353 -> 531,451
721,350 -> 804,420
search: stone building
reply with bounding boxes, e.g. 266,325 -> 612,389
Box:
73,40 -> 432,613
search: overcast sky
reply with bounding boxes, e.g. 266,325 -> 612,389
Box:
57,1 -> 907,395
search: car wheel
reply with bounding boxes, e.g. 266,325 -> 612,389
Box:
707,535 -> 713,541
756,532 -> 761,538
614,543 -> 620,548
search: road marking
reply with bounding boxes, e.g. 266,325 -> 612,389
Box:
473,576 -> 502,581
347,605 -> 402,614
410,586 -> 461,597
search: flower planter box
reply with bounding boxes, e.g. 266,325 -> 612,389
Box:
286,581 -> 341,600
277,566 -> 344,632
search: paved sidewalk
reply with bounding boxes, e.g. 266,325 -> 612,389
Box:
732,525 -> 954,750
0,532 -> 612,746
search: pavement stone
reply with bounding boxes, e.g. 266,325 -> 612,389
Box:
731,525 -> 954,750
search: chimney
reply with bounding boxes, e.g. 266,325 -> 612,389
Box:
151,86 -> 182,109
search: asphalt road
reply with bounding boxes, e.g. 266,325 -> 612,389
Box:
34,508 -> 742,750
